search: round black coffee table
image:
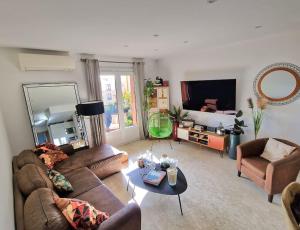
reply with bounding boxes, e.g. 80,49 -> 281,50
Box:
127,165 -> 187,215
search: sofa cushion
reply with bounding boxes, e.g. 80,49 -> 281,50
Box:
16,164 -> 53,196
16,150 -> 47,171
24,188 -> 69,230
75,185 -> 124,215
241,157 -> 269,179
48,169 -> 74,194
63,167 -> 102,198
54,197 -> 109,229
261,138 -> 296,162
39,150 -> 69,169
54,144 -> 124,174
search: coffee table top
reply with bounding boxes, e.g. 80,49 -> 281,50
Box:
127,165 -> 187,196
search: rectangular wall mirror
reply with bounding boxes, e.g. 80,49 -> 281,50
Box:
23,82 -> 88,149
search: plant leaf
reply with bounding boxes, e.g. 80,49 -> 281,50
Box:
236,110 -> 243,117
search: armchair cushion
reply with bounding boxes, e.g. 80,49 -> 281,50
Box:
261,138 -> 296,162
241,157 -> 269,179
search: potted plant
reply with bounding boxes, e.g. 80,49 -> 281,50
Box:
228,110 -> 247,160
247,97 -> 268,139
168,105 -> 189,141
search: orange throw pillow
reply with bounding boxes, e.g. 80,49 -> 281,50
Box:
54,197 -> 109,229
39,150 -> 69,169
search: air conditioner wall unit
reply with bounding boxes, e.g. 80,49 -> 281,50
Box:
18,53 -> 75,71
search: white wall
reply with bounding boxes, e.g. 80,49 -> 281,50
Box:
0,109 -> 15,229
0,48 -> 88,155
158,31 -> 300,144
0,47 -> 157,154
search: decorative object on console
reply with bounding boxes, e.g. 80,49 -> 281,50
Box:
247,97 -> 268,139
154,76 -> 163,86
254,62 -> 300,105
216,123 -> 225,136
168,105 -> 189,141
76,101 -> 105,146
229,110 -> 247,160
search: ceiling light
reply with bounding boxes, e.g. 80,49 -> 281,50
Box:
207,0 -> 217,3
123,45 -> 129,47
153,34 -> 160,38
255,25 -> 263,29
184,41 -> 189,44
154,49 -> 159,51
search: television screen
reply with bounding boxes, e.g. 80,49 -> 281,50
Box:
181,79 -> 236,115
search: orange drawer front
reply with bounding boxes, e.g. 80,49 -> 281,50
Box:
208,136 -> 224,151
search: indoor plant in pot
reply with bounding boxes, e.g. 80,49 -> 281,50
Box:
168,105 -> 189,141
229,110 -> 247,159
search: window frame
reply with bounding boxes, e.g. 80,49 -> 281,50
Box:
100,70 -> 137,133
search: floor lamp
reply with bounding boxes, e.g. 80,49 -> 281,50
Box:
76,101 -> 105,147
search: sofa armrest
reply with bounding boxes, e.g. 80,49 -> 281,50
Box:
237,138 -> 268,171
99,203 -> 141,230
265,150 -> 300,195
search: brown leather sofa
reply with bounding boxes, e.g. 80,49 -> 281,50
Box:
13,144 -> 141,230
237,138 -> 300,202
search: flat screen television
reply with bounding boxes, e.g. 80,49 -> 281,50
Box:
181,79 -> 236,115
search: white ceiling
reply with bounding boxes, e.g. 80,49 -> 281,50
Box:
1,0 -> 300,58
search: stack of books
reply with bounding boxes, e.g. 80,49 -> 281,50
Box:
143,170 -> 166,186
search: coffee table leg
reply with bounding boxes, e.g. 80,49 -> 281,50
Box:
178,194 -> 183,216
132,185 -> 136,198
126,179 -> 130,191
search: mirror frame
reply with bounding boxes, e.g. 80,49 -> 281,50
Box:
254,63 -> 300,105
23,82 -> 88,147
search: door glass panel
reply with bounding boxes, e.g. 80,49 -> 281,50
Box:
121,75 -> 137,127
100,75 -> 120,132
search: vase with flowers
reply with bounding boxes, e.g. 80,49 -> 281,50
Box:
247,97 -> 268,139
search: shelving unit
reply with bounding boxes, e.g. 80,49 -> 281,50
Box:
177,127 -> 229,157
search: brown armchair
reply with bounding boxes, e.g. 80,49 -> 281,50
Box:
237,138 -> 300,202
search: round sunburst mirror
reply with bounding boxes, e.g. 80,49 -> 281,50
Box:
254,63 -> 300,105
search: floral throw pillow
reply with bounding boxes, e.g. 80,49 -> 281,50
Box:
39,150 -> 69,169
48,169 -> 73,194
32,143 -> 69,169
54,197 -> 109,229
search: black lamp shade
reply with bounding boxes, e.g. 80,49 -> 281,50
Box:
76,101 -> 104,116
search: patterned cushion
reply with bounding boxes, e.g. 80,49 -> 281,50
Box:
48,169 -> 73,194
54,197 -> 109,229
33,143 -> 69,169
39,150 -> 69,169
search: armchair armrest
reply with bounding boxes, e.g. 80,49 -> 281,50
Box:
99,203 -> 141,230
237,138 -> 268,171
265,149 -> 300,195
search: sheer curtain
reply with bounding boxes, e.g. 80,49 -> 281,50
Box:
82,59 -> 106,146
133,58 -> 147,139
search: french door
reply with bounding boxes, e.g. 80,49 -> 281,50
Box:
100,72 -> 140,145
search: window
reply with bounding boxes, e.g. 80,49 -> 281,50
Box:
100,72 -> 137,132
100,75 -> 120,132
121,75 -> 137,127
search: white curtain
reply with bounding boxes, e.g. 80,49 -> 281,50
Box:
133,58 -> 148,138
83,59 -> 106,147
